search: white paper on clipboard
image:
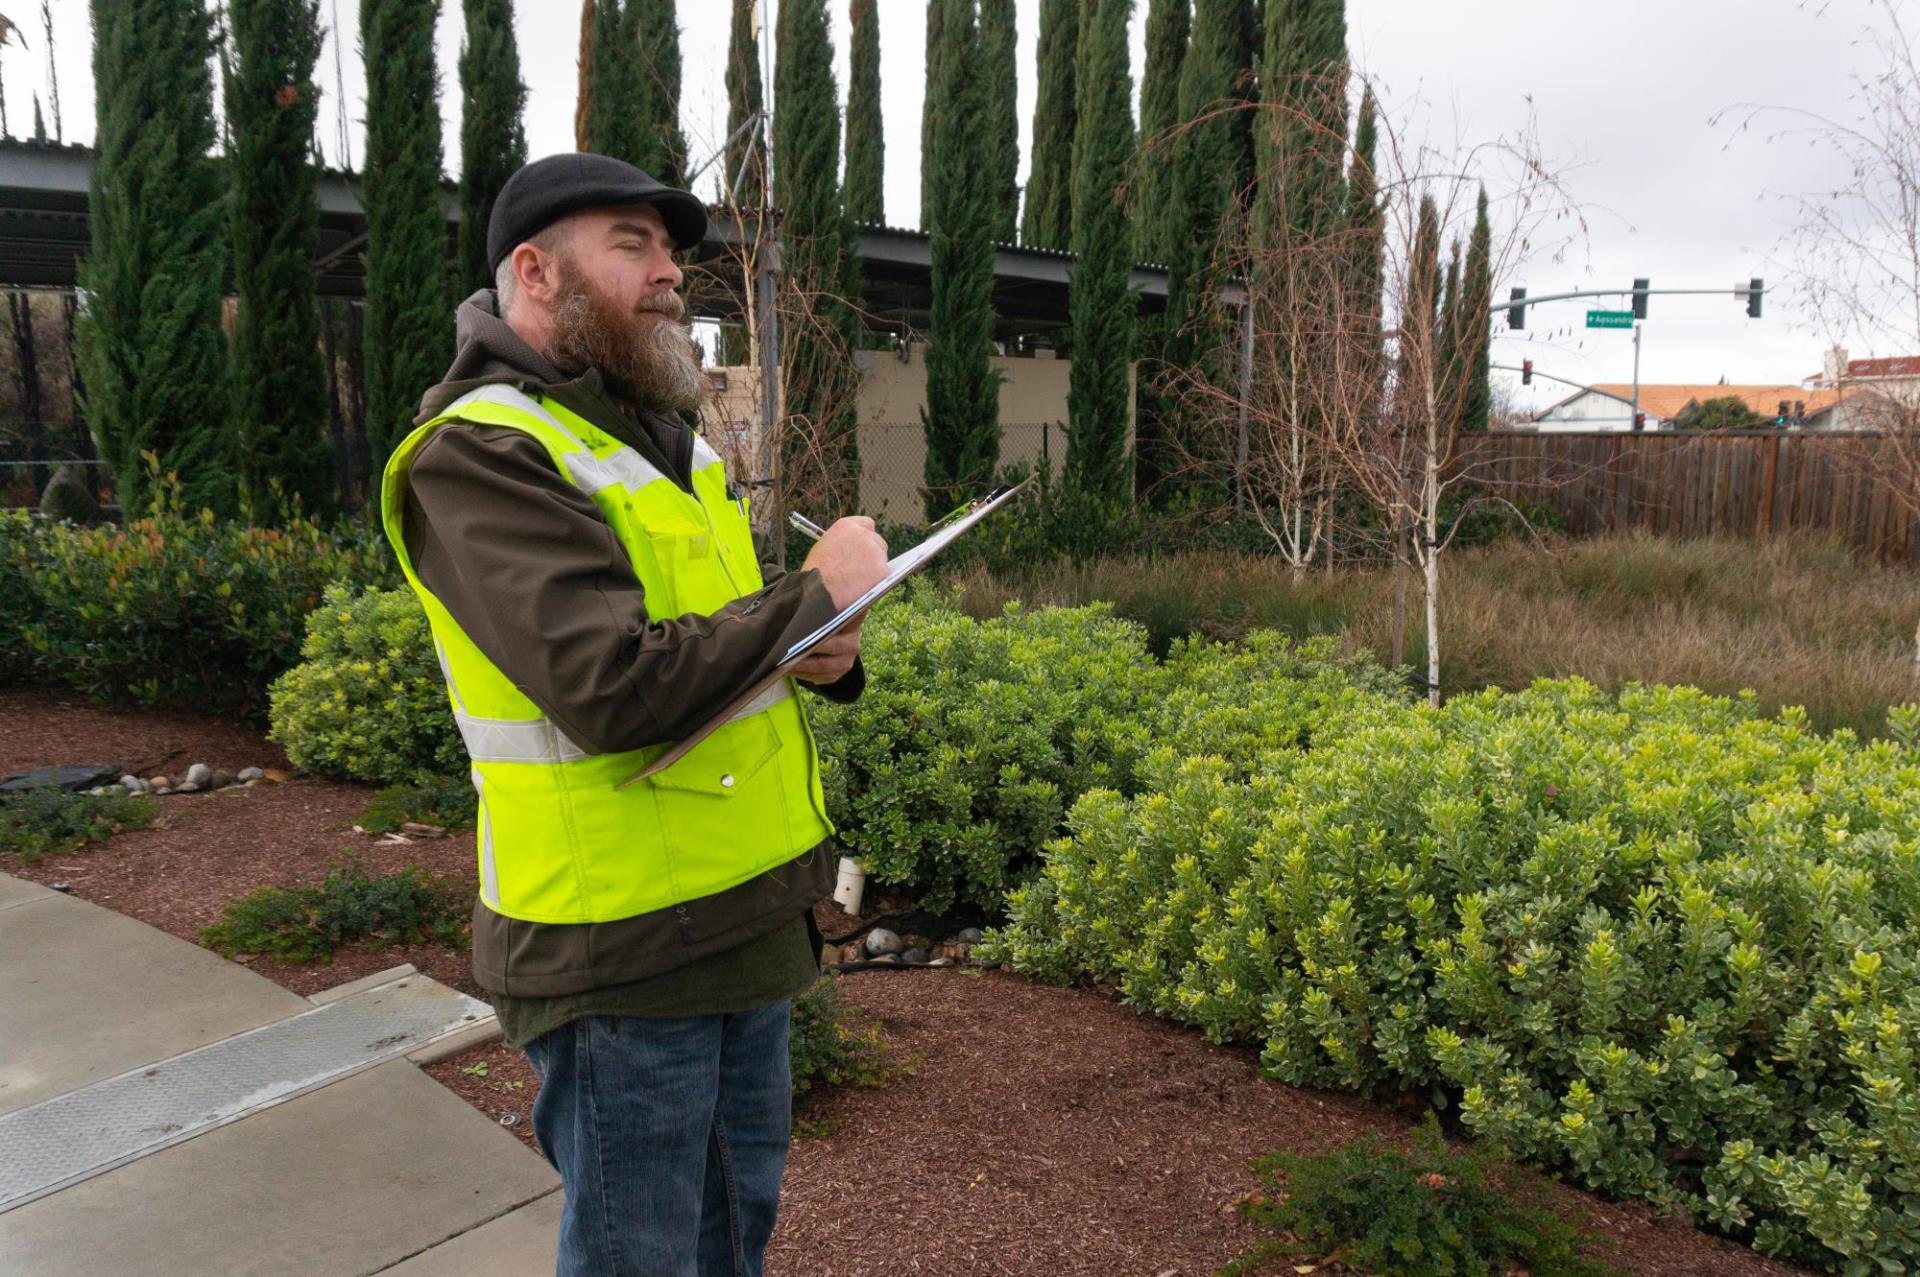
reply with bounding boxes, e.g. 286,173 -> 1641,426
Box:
616,476 -> 1031,788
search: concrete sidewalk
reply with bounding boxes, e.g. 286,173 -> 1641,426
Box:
0,871 -> 564,1275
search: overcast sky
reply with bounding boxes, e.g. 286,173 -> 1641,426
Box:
4,0 -> 1894,410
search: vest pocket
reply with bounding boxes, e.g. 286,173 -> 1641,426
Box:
649,711 -> 789,896
642,522 -> 740,617
648,711 -> 780,796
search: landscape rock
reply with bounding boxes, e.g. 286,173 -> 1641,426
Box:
174,782 -> 201,794
183,763 -> 213,787
210,769 -> 235,791
864,928 -> 903,957
119,775 -> 147,793
0,763 -> 122,794
152,786 -> 172,796
38,463 -> 101,524
955,927 -> 985,944
900,948 -> 930,965
237,767 -> 265,782
148,776 -> 172,791
263,767 -> 293,783
839,942 -> 865,964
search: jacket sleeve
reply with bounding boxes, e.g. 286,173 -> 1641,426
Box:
403,424 -> 847,754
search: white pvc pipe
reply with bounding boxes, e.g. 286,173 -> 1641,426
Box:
831,857 -> 866,916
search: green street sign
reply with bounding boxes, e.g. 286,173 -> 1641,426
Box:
1587,310 -> 1635,329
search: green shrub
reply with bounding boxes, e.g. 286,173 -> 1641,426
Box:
985,680 -> 1920,1272
809,589 -> 1159,913
789,973 -> 899,1099
0,497 -> 397,718
268,585 -> 465,785
199,854 -> 471,962
267,577 -> 1401,920
1224,1114 -> 1614,1277
0,787 -> 155,862
359,776 -> 478,834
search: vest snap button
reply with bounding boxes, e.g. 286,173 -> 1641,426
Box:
720,773 -> 735,789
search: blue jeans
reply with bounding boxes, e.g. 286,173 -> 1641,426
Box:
522,1003 -> 793,1277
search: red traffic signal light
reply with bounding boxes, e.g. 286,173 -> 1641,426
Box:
1633,412 -> 1647,431
1522,359 -> 1534,386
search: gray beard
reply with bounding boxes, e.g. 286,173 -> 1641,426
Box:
543,284 -> 704,416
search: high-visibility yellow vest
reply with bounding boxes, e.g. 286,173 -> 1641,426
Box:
380,383 -> 834,925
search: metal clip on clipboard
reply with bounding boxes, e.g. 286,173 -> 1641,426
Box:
616,476 -> 1032,789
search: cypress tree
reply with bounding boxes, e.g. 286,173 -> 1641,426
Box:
918,0 -> 946,230
1260,0 -> 1346,244
1397,192 -> 1441,419
360,0 -> 449,487
775,0 -> 860,513
579,0 -> 685,182
227,0 -> 331,518
980,0 -> 1018,243
922,0 -> 1001,518
845,0 -> 884,224
1021,0 -> 1077,250
639,0 -> 687,184
1459,186 -> 1493,431
458,0 -> 528,293
1439,237 -> 1462,412
78,0 -> 230,516
1135,0 -> 1187,266
1066,0 -> 1134,500
579,0 -> 627,154
720,0 -> 763,367
1344,86 -> 1383,391
724,0 -> 765,205
1155,0 -> 1248,487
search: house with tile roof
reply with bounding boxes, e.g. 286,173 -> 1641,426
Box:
1530,383 -> 1845,431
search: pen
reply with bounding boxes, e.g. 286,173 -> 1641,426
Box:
788,512 -> 828,541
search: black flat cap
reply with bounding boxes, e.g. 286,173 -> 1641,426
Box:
486,152 -> 707,273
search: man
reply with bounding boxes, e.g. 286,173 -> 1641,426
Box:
380,152 -> 888,1276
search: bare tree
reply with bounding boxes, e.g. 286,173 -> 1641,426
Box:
1183,83 -> 1581,703
1720,1 -> 1920,672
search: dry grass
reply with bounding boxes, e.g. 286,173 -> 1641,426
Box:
943,532 -> 1920,738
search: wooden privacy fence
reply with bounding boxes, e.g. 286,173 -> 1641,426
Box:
1454,430 -> 1920,564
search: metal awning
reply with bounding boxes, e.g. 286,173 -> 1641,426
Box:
0,138 -> 1174,340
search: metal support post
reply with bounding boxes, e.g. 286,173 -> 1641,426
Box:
756,223 -> 784,567
1631,321 -> 1643,430
1232,297 -> 1254,514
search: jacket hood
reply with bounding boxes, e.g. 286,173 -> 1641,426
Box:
414,290 -> 569,424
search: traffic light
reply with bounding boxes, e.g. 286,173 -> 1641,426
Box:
1522,359 -> 1534,386
1747,278 -> 1764,319
1633,412 -> 1647,432
1632,278 -> 1650,320
1508,287 -> 1527,330
1776,399 -> 1790,426
1794,400 -> 1805,424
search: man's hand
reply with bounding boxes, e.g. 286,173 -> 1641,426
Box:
790,519 -> 886,685
801,517 -> 888,611
788,626 -> 861,684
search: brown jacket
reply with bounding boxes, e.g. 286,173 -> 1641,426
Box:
402,290 -> 856,997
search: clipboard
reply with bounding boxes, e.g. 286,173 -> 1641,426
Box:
616,476 -> 1032,788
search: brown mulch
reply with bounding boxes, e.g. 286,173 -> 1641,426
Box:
1,690 -> 1821,1276
0,688 -> 484,1000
